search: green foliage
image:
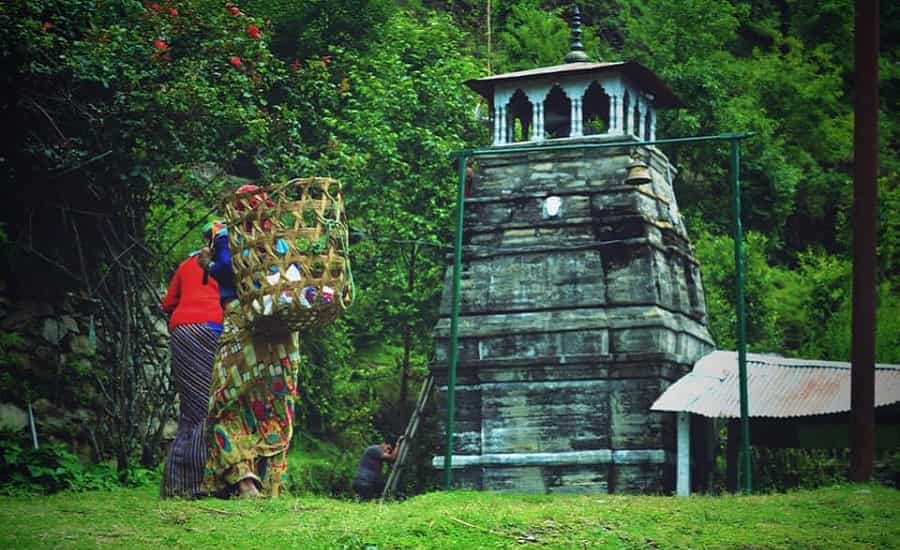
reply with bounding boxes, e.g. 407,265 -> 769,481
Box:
690,223 -> 785,352
121,464 -> 161,488
0,434 -> 119,494
286,10 -> 484,449
750,448 -> 847,493
285,434 -> 358,496
2,0 -> 488,480
0,223 -> 8,256
0,323 -> 100,415
879,172 -> 900,278
692,223 -> 900,364
294,320 -> 365,441
712,442 -> 898,494
495,0 -> 604,72
0,331 -> 29,404
0,0 -> 344,280
598,0 -> 888,261
244,0 -> 395,62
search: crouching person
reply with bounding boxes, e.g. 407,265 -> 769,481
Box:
352,435 -> 401,500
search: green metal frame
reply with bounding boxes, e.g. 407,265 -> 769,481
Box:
445,132 -> 755,494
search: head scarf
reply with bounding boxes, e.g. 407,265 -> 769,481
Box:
202,220 -> 227,241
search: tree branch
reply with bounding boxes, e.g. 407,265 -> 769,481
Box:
26,97 -> 68,143
52,150 -> 113,179
15,242 -> 85,284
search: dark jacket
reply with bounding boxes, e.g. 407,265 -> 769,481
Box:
208,232 -> 237,306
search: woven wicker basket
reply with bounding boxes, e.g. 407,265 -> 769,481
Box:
222,177 -> 353,333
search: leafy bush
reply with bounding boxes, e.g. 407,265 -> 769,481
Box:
285,434 -> 358,496
692,224 -> 900,364
0,434 -> 120,494
0,331 -> 28,403
690,222 -> 787,352
751,448 -> 848,493
874,449 -> 900,489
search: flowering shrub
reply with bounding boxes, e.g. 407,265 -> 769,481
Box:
1,0 -> 484,480
1,0 -> 342,199
0,0 -> 343,477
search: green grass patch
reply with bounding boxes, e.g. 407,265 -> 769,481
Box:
1,484 -> 897,548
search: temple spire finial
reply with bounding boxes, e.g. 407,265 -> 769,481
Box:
564,5 -> 590,63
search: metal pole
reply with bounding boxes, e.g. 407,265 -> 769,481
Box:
850,0 -> 878,482
449,132 -> 755,159
444,154 -> 467,489
731,138 -> 751,494
28,402 -> 39,450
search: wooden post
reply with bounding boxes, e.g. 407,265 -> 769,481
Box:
850,0 -> 879,483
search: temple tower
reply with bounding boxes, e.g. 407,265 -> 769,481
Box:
430,8 -> 714,493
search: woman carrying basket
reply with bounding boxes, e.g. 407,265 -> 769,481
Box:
159,225 -> 223,499
198,185 -> 301,498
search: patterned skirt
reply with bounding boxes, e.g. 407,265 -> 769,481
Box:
201,305 -> 300,497
161,323 -> 220,499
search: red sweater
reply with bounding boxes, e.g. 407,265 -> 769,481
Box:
161,256 -> 224,330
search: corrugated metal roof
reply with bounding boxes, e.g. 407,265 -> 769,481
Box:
464,61 -> 684,108
651,351 -> 900,418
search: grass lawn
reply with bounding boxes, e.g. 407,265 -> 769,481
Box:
1,484 -> 897,549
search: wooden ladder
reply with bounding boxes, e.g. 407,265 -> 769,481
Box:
381,373 -> 435,500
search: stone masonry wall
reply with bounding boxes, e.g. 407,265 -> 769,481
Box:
430,138 -> 714,494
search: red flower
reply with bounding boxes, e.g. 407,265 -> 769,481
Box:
229,6 -> 241,15
42,21 -> 53,31
168,7 -> 178,17
252,400 -> 267,420
289,59 -> 301,72
229,56 -> 242,68
153,38 -> 169,52
246,24 -> 261,40
149,2 -> 161,12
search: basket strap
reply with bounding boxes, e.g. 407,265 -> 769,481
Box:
325,217 -> 355,308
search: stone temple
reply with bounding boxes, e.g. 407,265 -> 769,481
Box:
430,11 -> 715,493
